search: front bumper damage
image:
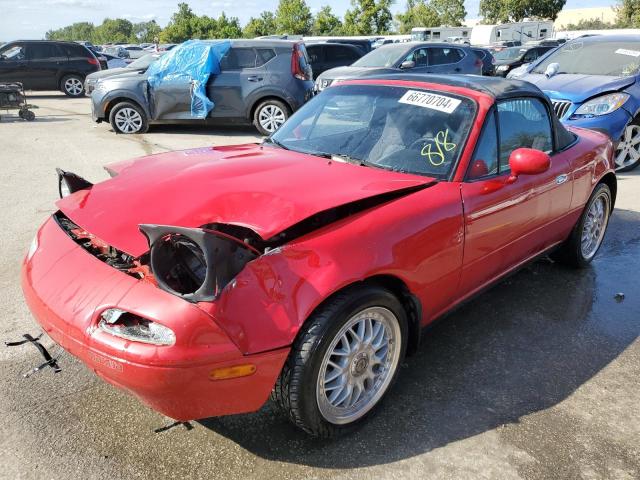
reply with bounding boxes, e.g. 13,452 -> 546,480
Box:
21,216 -> 289,421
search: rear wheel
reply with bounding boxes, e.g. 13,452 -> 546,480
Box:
109,101 -> 148,134
614,121 -> 640,171
553,183 -> 612,268
253,99 -> 289,136
60,74 -> 85,97
271,285 -> 408,437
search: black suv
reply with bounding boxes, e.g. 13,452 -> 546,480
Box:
306,43 -> 364,77
0,40 -> 101,97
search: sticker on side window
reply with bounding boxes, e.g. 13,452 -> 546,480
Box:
615,48 -> 640,57
398,90 -> 461,114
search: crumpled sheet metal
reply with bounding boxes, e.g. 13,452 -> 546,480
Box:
147,39 -> 231,118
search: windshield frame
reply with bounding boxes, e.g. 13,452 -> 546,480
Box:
270,82 -> 478,181
127,53 -> 163,70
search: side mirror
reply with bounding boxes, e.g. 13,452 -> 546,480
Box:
545,62 -> 559,78
400,60 -> 415,69
507,148 -> 550,183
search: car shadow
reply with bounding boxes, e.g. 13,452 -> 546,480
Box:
198,208 -> 640,468
0,116 -> 70,123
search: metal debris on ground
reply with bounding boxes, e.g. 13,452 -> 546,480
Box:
5,333 -> 61,377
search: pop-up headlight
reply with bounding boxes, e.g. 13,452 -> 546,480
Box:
56,168 -> 93,198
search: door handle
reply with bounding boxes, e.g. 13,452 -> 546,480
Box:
247,76 -> 263,82
454,67 -> 461,72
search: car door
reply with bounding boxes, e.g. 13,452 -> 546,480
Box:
0,43 -> 29,86
25,42 -> 65,89
459,97 -> 572,296
427,47 -> 466,74
208,47 -> 266,120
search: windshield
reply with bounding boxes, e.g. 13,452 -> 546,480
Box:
494,47 -> 524,61
533,39 -> 640,76
127,53 -> 163,69
351,44 -> 408,68
270,84 -> 475,179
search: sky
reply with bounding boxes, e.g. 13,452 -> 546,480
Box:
0,0 -> 617,40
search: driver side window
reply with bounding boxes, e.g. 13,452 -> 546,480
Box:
405,48 -> 429,67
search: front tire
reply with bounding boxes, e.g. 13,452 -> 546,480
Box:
60,74 -> 85,97
614,121 -> 640,171
109,101 -> 148,134
253,99 -> 290,136
271,285 -> 408,437
553,183 -> 612,268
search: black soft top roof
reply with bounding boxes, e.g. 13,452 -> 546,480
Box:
361,73 -> 548,101
355,73 -> 576,150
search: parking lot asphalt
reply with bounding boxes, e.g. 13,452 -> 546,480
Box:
0,92 -> 639,480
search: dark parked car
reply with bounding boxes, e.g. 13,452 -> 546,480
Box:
91,40 -> 313,135
493,45 -> 556,77
306,42 -> 364,77
0,40 -> 100,96
325,38 -> 373,55
315,42 -> 482,92
471,47 -> 495,75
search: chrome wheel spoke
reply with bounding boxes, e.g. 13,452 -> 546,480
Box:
580,194 -> 610,260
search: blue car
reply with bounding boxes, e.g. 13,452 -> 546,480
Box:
515,35 -> 640,171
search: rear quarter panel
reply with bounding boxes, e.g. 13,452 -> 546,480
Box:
566,127 -> 615,211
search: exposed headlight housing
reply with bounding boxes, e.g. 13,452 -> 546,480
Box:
56,168 -> 93,198
139,225 -> 259,302
98,308 -> 176,346
573,93 -> 630,117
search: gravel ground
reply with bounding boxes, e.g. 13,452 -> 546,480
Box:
0,92 -> 638,480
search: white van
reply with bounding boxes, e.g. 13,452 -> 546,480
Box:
470,21 -> 554,46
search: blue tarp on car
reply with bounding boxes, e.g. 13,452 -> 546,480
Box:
146,39 -> 231,118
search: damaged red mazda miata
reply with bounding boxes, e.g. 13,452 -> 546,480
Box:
22,75 -> 616,437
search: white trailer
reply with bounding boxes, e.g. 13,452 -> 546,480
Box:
410,27 -> 472,43
470,21 -> 554,46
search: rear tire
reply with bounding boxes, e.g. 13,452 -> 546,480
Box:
553,183 -> 612,268
60,74 -> 85,97
271,285 -> 408,438
253,99 -> 290,136
109,101 -> 148,134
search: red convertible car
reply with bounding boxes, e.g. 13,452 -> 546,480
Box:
22,75 -> 616,437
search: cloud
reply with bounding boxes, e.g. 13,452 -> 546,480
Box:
45,0 -> 99,7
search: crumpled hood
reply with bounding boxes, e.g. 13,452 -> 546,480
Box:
522,73 -> 636,103
57,144 -> 434,256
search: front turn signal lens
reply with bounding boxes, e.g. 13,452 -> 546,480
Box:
209,364 -> 256,381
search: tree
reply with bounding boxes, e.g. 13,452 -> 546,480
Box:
133,20 -> 162,43
275,0 -> 313,34
243,12 -> 277,38
46,22 -> 95,41
479,0 -> 566,23
617,0 -> 640,27
93,18 -> 135,44
562,17 -> 617,30
312,5 -> 343,35
160,2 -> 197,42
431,0 -> 466,26
343,0 -> 395,35
214,12 -> 243,38
395,1 -> 443,33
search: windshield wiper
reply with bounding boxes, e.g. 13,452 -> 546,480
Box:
262,137 -> 290,150
311,152 -> 407,173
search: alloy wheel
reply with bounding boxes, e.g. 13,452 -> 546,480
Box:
114,107 -> 143,134
64,77 -> 83,96
258,104 -> 286,133
316,306 -> 401,425
581,191 -> 610,260
614,124 -> 640,169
